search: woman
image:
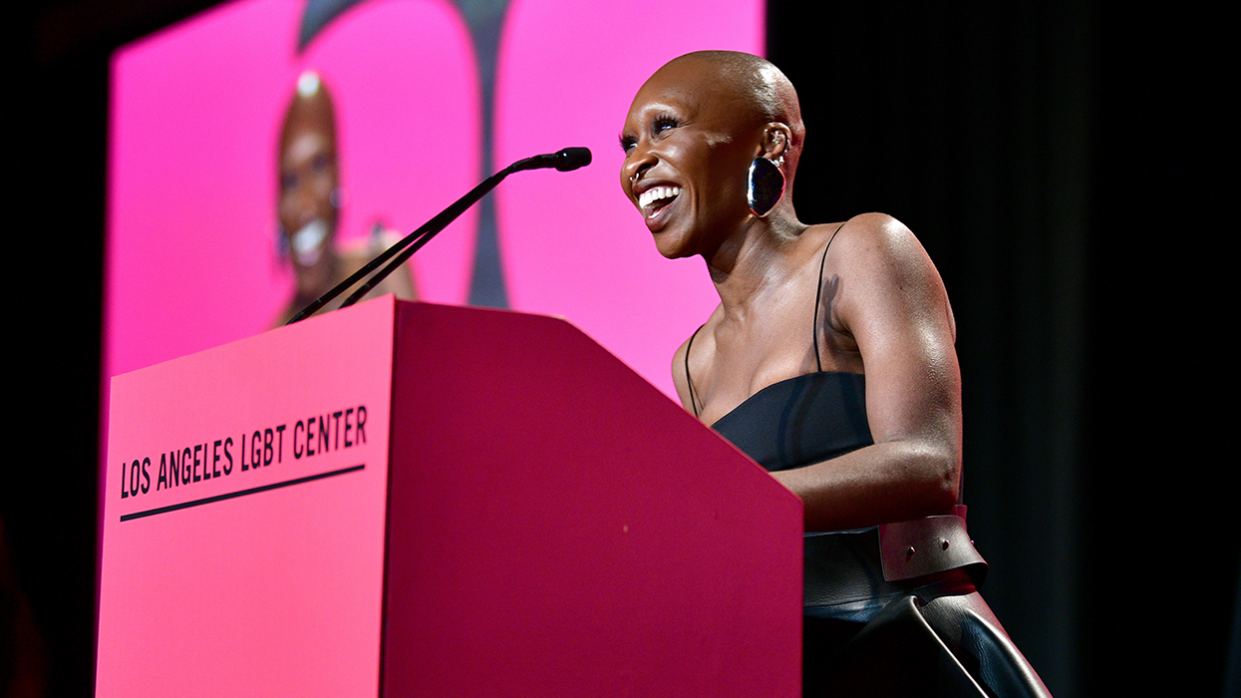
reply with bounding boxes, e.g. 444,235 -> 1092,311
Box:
274,71 -> 416,326
620,51 -> 1050,696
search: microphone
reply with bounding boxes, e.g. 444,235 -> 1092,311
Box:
286,147 -> 592,325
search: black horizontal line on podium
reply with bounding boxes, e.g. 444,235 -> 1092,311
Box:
119,464 -> 366,521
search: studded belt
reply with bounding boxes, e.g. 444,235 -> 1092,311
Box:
804,507 -> 987,617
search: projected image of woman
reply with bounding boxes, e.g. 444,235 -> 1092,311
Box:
275,71 -> 415,326
620,51 -> 1051,696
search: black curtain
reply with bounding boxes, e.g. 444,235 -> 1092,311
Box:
8,1 -> 1233,696
769,4 -> 1087,692
770,2 -> 1233,697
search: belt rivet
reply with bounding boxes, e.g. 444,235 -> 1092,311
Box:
906,546 -> 916,558
942,539 -> 950,550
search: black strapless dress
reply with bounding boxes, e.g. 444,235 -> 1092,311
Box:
685,224 -> 1052,696
712,373 -> 1050,697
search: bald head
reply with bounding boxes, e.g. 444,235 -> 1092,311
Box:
656,51 -> 804,164
280,71 -> 337,157
660,52 -> 800,124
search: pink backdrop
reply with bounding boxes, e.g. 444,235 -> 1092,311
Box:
107,0 -> 480,381
495,0 -> 763,397
106,0 -> 764,397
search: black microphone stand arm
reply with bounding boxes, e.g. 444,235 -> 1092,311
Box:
285,147 -> 589,324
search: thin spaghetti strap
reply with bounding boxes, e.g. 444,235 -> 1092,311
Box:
684,324 -> 705,417
813,222 -> 848,372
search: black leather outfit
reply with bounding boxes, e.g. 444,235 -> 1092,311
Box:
685,225 -> 1052,697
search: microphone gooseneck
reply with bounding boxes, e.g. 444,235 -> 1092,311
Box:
286,146 -> 592,325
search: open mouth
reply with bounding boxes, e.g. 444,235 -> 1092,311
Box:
290,219 -> 329,267
638,185 -> 681,219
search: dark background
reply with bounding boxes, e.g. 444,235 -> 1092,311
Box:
7,1 -> 1233,696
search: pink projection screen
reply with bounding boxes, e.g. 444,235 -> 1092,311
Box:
106,0 -> 765,401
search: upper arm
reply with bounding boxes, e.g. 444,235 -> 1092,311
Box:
831,214 -> 962,467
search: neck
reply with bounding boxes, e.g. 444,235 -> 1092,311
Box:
293,254 -> 341,309
705,207 -> 806,314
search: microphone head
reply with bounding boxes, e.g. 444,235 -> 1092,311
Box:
555,147 -> 592,171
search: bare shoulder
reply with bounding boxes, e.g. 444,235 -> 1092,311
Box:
670,305 -> 722,413
825,213 -> 953,337
671,334 -> 692,379
826,213 -> 925,261
825,214 -> 940,288
671,305 -> 721,376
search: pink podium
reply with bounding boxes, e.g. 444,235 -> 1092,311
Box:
97,297 -> 802,697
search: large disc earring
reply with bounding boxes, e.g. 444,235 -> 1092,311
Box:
747,157 -> 785,217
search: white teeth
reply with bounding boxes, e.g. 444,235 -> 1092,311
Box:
638,186 -> 681,210
291,219 -> 329,266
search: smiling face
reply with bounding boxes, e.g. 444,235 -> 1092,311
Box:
619,56 -> 766,259
279,73 -> 340,297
